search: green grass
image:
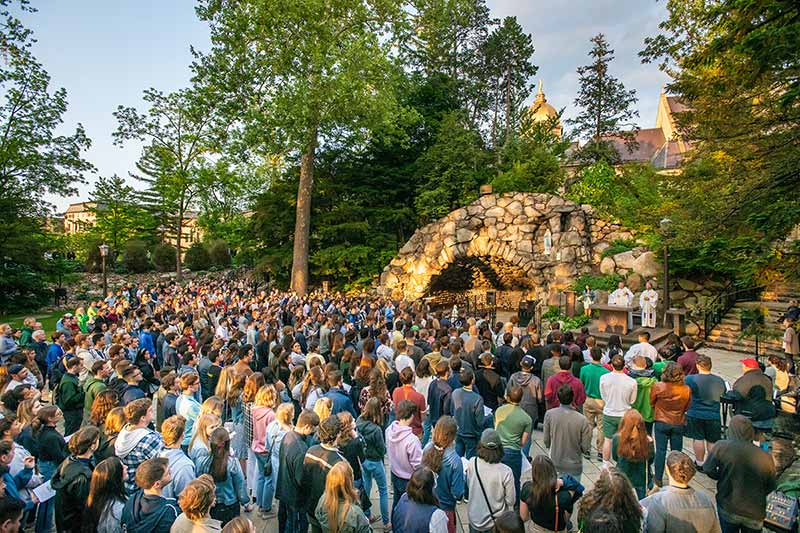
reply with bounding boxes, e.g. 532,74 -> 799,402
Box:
0,309 -> 68,336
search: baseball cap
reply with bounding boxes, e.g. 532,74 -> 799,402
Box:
479,429 -> 502,450
521,355 -> 536,368
740,358 -> 760,369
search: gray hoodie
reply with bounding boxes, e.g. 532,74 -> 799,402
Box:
508,371 -> 543,423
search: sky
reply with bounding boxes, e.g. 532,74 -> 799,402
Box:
20,0 -> 670,212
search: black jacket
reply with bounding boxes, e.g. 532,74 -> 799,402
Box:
120,491 -> 179,533
51,456 -> 94,533
275,430 -> 309,508
427,378 -> 453,425
476,367 -> 505,411
356,417 -> 385,461
36,426 -> 68,464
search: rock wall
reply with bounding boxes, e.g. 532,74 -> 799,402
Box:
380,192 -> 638,302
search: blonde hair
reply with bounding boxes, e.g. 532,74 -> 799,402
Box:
313,397 -> 332,421
189,413 -> 221,454
201,396 -> 224,418
178,474 -> 216,521
254,385 -> 278,409
276,402 -> 295,427
321,461 -> 359,533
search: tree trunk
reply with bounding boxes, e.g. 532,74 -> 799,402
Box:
504,65 -> 512,139
176,204 -> 184,282
291,130 -> 317,296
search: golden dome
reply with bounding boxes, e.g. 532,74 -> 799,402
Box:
527,81 -> 562,138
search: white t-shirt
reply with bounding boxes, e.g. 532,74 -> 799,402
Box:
599,372 -> 638,417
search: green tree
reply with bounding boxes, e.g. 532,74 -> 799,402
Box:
122,240 -> 151,273
569,34 -> 639,165
414,110 -> 492,222
184,242 -> 211,271
152,244 -> 177,272
89,175 -> 153,255
113,89 -> 220,280
195,0 -> 410,295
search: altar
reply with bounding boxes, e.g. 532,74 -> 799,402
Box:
594,304 -> 636,335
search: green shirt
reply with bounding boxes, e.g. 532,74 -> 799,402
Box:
579,363 -> 609,399
494,403 -> 532,450
612,434 -> 654,490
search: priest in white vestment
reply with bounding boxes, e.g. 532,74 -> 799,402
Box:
639,281 -> 659,328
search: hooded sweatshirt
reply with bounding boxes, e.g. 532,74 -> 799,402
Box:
508,371 -> 543,423
51,456 -> 93,532
120,490 -> 179,533
385,421 -> 422,480
629,368 -> 657,422
250,405 -> 275,453
356,416 -> 385,460
544,371 -> 586,410
115,426 -> 164,493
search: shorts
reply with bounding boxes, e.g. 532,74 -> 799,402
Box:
685,416 -> 721,442
602,415 -> 622,438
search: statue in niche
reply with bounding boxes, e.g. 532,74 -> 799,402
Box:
543,229 -> 552,255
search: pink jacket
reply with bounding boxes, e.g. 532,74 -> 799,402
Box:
385,421 -> 422,480
251,406 -> 275,453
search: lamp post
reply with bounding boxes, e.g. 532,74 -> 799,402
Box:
99,243 -> 109,298
659,218 -> 673,326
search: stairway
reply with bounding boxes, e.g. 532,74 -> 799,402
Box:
704,281 -> 799,357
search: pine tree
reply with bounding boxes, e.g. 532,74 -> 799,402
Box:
569,33 -> 639,164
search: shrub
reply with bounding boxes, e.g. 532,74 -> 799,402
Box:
600,239 -> 638,259
152,244 -> 177,272
208,239 -> 231,268
122,240 -> 151,273
571,273 -> 623,292
185,242 -> 211,271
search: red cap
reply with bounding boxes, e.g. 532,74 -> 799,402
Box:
740,358 -> 759,369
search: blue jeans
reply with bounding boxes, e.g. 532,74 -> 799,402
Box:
654,421 -> 684,484
278,501 -> 308,533
362,459 -> 389,525
254,453 -> 273,512
391,472 -> 409,511
502,448 -> 522,504
36,460 -> 58,533
422,417 -> 431,447
456,435 -> 478,459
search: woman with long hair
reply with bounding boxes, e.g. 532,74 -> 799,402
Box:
414,358 -> 434,445
134,348 -> 159,395
375,358 -> 399,395
337,412 -> 366,512
465,429 -> 515,532
650,361 -> 691,487
196,427 -> 248,526
300,366 -> 327,411
241,372 -> 264,501
340,347 -> 356,385
358,368 -> 393,418
251,385 -> 278,518
15,397 -> 41,454
89,390 -> 119,429
577,468 -> 643,533
262,402 -> 294,516
612,409 -> 655,498
519,455 -> 583,532
84,456 -> 127,533
605,334 -> 623,363
315,461 -> 370,533
422,415 -> 465,533
391,467 -> 449,532
172,474 -> 221,532
357,397 -> 389,528
32,405 -> 67,532
201,396 -> 225,418
52,426 -> 100,533
189,413 -> 222,464
330,333 -> 345,366
313,396 -> 333,422
95,407 -> 126,461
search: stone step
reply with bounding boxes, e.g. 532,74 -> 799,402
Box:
703,339 -> 785,357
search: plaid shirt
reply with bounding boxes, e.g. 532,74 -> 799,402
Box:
118,429 -> 164,493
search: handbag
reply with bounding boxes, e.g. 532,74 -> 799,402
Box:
261,432 -> 275,477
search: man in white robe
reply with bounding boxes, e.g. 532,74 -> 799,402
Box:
609,281 -> 635,331
639,281 -> 659,328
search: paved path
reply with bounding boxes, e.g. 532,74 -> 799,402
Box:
249,346 -> 746,532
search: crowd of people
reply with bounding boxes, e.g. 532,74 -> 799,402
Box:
0,275 -> 789,533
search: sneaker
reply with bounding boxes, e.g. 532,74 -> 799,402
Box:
259,509 -> 277,519
596,452 -> 603,461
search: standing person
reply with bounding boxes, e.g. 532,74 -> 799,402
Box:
543,385 -> 591,481
625,331 -> 659,365
427,361 -> 453,428
414,359 -> 435,445
506,355 -> 542,457
172,474 -> 223,533
422,416 -> 464,533
639,281 -> 659,329
196,428 -> 248,527
335,412 -> 366,518
357,398 -> 389,530
84,457 -> 127,533
51,426 -> 100,533
703,415 -> 777,533
475,353 -> 505,412
540,343 -> 563,387
263,403 -> 295,516
450,368 -> 485,459
302,416 -> 346,533
120,457 -> 179,533
783,318 -> 799,372
82,361 -> 110,423
519,455 -> 583,533
577,469 -> 643,533
56,358 -> 84,436
385,400 -> 422,511
119,365 -> 146,405
599,355 -> 638,463
685,355 -> 727,469
315,461 -> 371,533
33,406 -> 68,533
640,451 -> 721,533
677,337 -> 700,376
250,385 -> 277,517
114,398 -> 164,494
650,362 -> 691,488
324,371 -> 357,417
276,410 -> 319,533
611,409 -> 655,499
544,356 -> 586,410
175,373 -> 202,450
465,429 -> 515,533
580,347 -> 609,460
390,467 -> 449,533
392,367 -> 426,438
494,385 -> 531,502
158,415 -> 195,501
629,356 -> 658,433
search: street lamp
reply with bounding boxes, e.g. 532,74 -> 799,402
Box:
660,218 -> 673,326
99,243 -> 110,298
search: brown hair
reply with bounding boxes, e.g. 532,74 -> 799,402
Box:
422,416 -> 457,473
135,457 -> 169,490
123,398 -> 151,425
616,410 -> 650,462
179,372 -> 199,390
68,425 -> 100,455
178,473 -> 216,521
666,451 -> 696,484
104,407 -> 127,436
90,390 -> 119,426
321,461 -> 359,533
242,373 -> 265,403
361,397 -> 383,427
577,468 -> 642,529
661,361 -> 685,383
207,427 -> 231,482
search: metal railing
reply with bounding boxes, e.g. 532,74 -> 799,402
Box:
702,283 -> 765,338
